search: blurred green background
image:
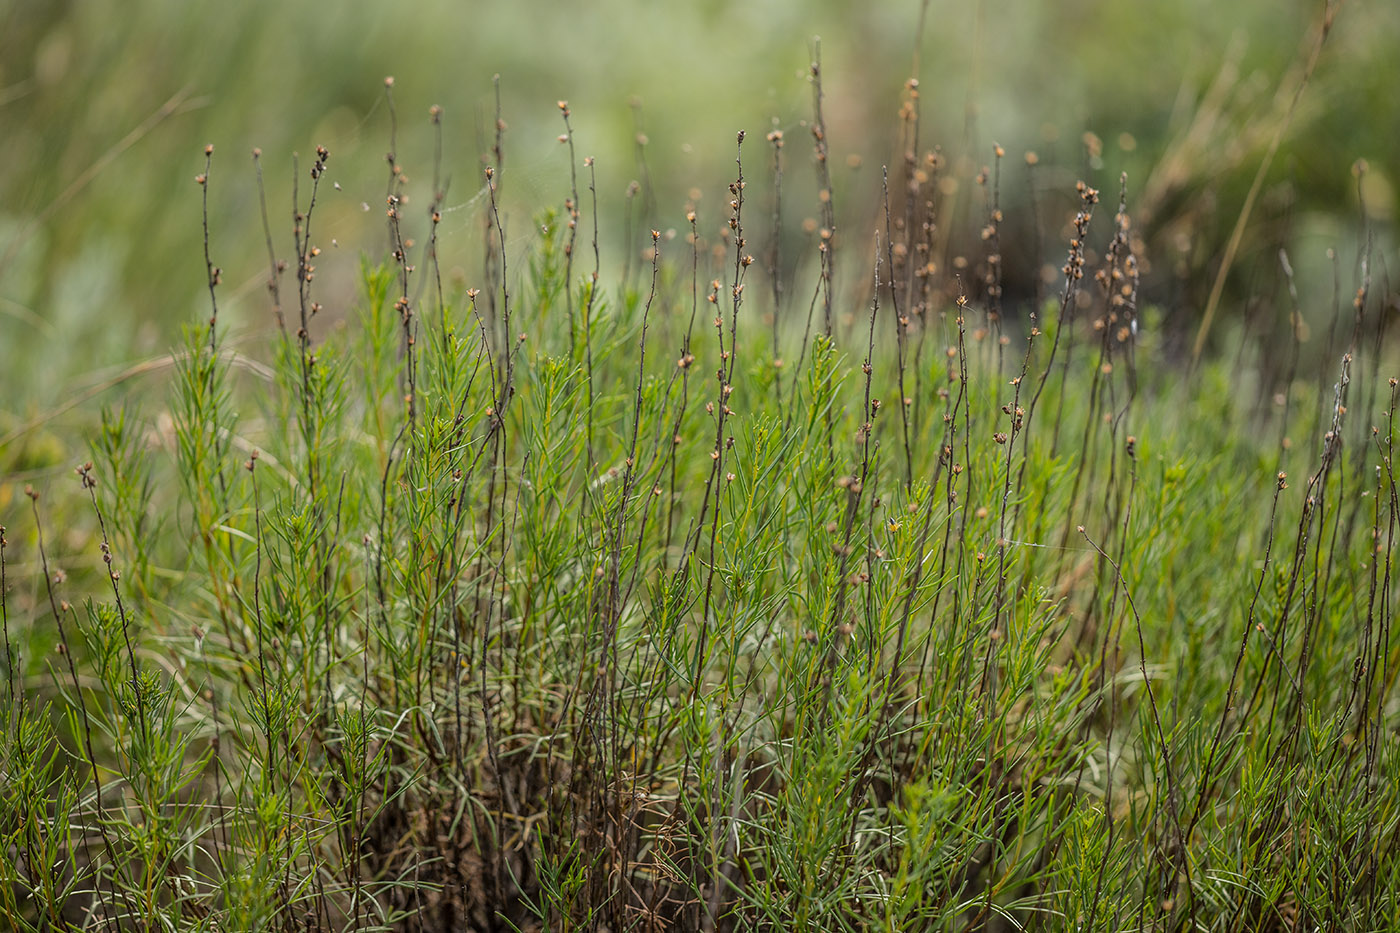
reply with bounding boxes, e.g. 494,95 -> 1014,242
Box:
1,0 -> 1396,420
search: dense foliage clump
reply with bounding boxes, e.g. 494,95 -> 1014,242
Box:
3,32 -> 1399,931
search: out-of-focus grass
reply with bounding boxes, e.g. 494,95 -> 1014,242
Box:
0,0 -> 1395,408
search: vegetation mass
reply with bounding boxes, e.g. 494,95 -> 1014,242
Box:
3,7 -> 1399,930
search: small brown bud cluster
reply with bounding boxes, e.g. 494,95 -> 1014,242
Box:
728,177 -> 746,239
1091,176 -> 1141,351
835,475 -> 864,495
310,145 -> 329,181
977,146 -> 1006,308
1061,181 -> 1100,283
998,402 -> 1025,434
